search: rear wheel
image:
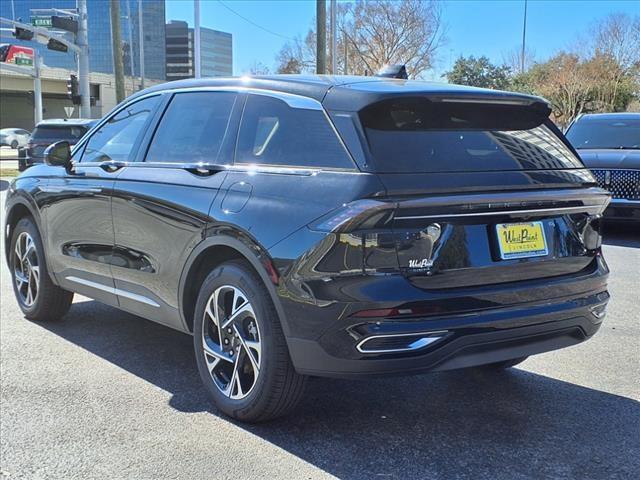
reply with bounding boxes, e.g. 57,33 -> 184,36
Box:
193,260 -> 306,422
10,140 -> 18,149
10,217 -> 74,321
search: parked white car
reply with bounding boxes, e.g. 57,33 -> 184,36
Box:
0,128 -> 31,149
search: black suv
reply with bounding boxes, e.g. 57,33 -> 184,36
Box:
19,118 -> 96,171
4,76 -> 611,422
566,113 -> 640,222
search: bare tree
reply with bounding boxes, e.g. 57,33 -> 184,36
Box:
502,45 -> 536,74
347,0 -> 445,78
589,13 -> 640,110
246,61 -> 271,75
275,0 -> 445,78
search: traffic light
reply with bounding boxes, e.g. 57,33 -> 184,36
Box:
13,27 -> 34,41
67,74 -> 80,105
47,38 -> 68,53
51,16 -> 78,34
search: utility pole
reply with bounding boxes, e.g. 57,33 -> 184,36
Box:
110,0 -> 125,102
77,0 -> 91,117
316,0 -> 326,74
521,0 -> 528,74
330,0 -> 336,74
138,0 -> 145,88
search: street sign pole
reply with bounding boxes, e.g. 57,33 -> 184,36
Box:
77,0 -> 91,117
137,0 -> 145,88
33,51 -> 43,124
194,0 -> 201,78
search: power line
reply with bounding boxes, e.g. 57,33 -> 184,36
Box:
217,0 -> 296,41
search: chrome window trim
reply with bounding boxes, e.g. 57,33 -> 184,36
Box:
77,159 -> 367,177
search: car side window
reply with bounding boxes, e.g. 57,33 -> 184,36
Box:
236,94 -> 353,169
145,91 -> 237,164
80,95 -> 159,163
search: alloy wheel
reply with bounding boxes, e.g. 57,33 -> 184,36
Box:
13,232 -> 40,307
201,285 -> 261,400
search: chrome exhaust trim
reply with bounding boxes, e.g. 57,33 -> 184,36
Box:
356,331 -> 448,354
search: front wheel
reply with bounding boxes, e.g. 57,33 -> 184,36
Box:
10,217 -> 74,321
193,260 -> 306,422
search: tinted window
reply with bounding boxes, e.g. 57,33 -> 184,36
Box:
360,98 -> 583,173
81,96 -> 159,163
236,95 -> 353,168
566,117 -> 640,150
146,92 -> 236,163
31,125 -> 88,143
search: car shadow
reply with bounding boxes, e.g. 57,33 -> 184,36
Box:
37,301 -> 639,479
0,180 -> 9,192
602,222 -> 640,248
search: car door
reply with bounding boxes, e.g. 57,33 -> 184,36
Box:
43,95 -> 162,306
214,92 -> 363,249
110,90 -> 240,330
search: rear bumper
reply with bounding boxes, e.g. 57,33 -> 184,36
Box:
283,257 -> 609,378
604,199 -> 640,222
288,290 -> 608,378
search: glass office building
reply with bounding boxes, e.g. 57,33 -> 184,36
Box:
0,0 -> 165,80
165,20 -> 232,81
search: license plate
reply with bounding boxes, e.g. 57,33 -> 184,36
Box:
496,221 -> 548,260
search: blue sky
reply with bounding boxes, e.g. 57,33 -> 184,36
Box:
166,0 -> 639,78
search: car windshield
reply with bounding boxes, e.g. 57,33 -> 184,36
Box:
566,118 -> 640,150
31,125 -> 88,143
359,98 -> 583,173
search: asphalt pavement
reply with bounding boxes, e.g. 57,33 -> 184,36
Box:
0,183 -> 638,480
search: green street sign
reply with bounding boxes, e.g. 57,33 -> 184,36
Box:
15,56 -> 34,66
31,16 -> 52,28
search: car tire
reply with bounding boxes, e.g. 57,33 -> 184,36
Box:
193,259 -> 306,423
9,217 -> 74,321
480,356 -> 528,370
10,140 -> 18,149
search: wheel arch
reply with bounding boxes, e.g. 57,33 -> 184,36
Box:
4,197 -> 44,267
178,233 -> 288,338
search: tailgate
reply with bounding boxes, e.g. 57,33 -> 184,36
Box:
391,187 -> 610,289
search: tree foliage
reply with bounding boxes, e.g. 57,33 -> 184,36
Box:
444,55 -> 512,90
443,13 -> 639,126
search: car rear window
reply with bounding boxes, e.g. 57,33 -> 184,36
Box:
359,98 -> 583,173
31,125 -> 88,143
566,117 -> 640,150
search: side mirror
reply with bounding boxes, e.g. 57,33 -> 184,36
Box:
44,141 -> 71,167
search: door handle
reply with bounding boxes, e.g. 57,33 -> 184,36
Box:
99,161 -> 126,173
183,163 -> 227,177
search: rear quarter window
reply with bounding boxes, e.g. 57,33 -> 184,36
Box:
31,125 -> 88,143
236,94 -> 354,169
359,98 -> 583,173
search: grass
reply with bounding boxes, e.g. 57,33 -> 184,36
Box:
0,168 -> 20,178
